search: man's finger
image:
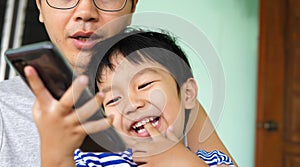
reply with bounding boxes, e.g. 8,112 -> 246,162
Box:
73,92 -> 104,122
31,101 -> 42,121
24,66 -> 53,107
59,75 -> 89,113
81,117 -> 113,134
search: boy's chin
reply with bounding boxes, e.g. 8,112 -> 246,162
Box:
131,142 -> 179,158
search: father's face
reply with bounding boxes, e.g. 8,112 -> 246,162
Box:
35,0 -> 137,69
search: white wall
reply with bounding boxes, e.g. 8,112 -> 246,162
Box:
137,0 -> 259,166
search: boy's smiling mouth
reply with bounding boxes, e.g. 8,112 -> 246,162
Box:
130,116 -> 161,136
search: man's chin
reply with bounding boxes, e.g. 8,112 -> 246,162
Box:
72,65 -> 86,74
72,52 -> 93,73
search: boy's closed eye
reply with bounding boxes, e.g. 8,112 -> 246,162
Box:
105,81 -> 157,106
106,96 -> 122,106
137,81 -> 156,90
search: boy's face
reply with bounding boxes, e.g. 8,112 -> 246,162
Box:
98,53 -> 187,145
35,0 -> 136,69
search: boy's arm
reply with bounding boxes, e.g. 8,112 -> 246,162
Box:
137,143 -> 209,167
187,101 -> 237,165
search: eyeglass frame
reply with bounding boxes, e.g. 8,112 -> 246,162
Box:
45,0 -> 131,12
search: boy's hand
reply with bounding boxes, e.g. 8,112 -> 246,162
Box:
24,66 -> 112,166
132,123 -> 208,167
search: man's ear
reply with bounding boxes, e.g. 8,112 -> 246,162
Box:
36,0 -> 44,23
131,0 -> 139,13
182,78 -> 198,109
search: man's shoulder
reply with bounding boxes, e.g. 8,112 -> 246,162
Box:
0,77 -> 33,97
0,76 -> 26,89
0,77 -> 39,166
0,77 -> 34,109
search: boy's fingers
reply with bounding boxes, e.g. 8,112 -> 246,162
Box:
144,123 -> 161,139
144,123 -> 179,143
136,162 -> 147,167
132,155 -> 148,166
59,75 -> 89,112
24,66 -> 53,107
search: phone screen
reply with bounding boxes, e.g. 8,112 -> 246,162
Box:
9,47 -> 73,100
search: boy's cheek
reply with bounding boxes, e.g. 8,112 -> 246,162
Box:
148,88 -> 166,111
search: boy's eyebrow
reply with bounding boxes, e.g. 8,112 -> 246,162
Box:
134,68 -> 160,77
100,68 -> 163,93
101,86 -> 114,94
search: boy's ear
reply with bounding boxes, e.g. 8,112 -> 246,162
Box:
182,78 -> 198,109
35,0 -> 44,23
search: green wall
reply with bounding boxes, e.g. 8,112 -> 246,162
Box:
136,0 -> 259,166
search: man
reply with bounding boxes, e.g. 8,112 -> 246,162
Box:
0,0 -> 234,166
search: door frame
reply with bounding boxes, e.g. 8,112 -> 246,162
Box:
255,0 -> 287,166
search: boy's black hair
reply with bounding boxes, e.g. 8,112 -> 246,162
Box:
86,28 -> 194,94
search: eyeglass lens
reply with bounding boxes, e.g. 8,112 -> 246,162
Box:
46,0 -> 127,11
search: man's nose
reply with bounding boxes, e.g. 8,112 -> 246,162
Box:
74,0 -> 99,22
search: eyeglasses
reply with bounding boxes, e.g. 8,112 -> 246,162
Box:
46,0 -> 128,12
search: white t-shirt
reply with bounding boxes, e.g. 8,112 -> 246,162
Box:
0,77 -> 40,167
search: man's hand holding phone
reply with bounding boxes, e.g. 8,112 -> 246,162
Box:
4,42 -> 127,153
24,66 -> 112,166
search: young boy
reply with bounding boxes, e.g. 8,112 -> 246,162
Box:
74,29 -> 235,166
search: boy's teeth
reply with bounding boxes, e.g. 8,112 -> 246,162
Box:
137,128 -> 147,134
132,117 -> 158,132
152,120 -> 158,127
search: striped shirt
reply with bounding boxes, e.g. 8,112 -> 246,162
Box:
74,149 -> 234,167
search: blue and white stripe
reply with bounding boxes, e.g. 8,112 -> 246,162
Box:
74,149 -> 137,167
74,149 -> 235,167
197,150 -> 235,166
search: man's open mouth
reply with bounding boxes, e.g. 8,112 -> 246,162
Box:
74,36 -> 90,41
131,116 -> 160,134
73,35 -> 100,41
71,32 -> 102,50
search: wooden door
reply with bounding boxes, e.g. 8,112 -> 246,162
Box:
255,0 -> 300,166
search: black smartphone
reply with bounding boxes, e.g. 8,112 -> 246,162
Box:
4,41 -> 126,152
